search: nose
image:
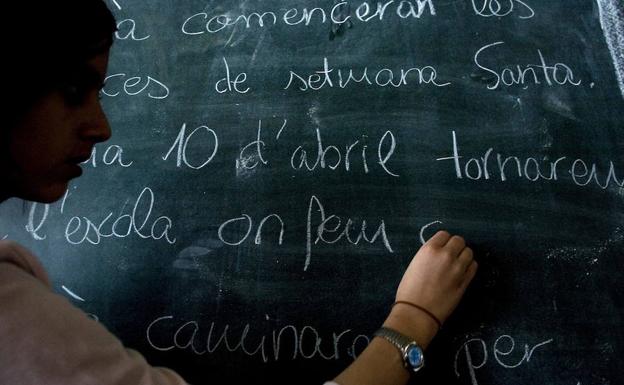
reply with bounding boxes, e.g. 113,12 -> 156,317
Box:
81,99 -> 112,143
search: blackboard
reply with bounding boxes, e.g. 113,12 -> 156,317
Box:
1,1 -> 623,384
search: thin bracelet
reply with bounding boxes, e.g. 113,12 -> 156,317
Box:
393,301 -> 443,330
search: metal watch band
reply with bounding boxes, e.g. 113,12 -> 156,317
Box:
375,326 -> 413,350
374,326 -> 425,373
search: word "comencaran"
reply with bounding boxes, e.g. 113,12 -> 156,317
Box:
182,1 -> 436,35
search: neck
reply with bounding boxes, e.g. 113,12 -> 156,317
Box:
0,189 -> 10,204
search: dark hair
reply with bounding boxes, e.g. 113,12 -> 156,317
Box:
4,0 -> 117,125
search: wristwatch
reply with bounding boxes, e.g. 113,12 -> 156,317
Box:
374,326 -> 425,373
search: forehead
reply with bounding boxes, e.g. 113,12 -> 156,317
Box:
90,51 -> 109,70
87,51 -> 110,79
65,51 -> 110,86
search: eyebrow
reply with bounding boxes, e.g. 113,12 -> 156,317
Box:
67,63 -> 106,89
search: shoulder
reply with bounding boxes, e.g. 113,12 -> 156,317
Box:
0,240 -> 51,287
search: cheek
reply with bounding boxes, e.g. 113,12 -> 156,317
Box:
11,129 -> 59,173
6,138 -> 73,203
10,98 -> 74,172
7,134 -> 63,197
5,97 -> 78,202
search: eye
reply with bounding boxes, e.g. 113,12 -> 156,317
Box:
59,64 -> 106,106
97,82 -> 107,100
62,82 -> 91,106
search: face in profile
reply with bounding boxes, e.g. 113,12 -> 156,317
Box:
3,51 -> 112,203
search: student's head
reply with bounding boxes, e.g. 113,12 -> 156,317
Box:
1,0 -> 116,203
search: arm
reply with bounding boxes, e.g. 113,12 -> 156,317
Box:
0,241 -> 188,385
333,231 -> 477,385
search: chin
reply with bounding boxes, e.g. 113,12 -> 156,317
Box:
39,185 -> 70,203
21,182 -> 69,203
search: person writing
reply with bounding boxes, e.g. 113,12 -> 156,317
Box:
0,1 -> 477,384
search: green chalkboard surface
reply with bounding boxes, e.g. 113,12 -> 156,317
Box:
1,1 -> 623,384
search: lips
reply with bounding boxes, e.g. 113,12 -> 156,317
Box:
68,152 -> 93,164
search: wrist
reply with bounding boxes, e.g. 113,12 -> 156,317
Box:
382,304 -> 439,349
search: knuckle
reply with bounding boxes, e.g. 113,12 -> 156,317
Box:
424,242 -> 440,253
441,249 -> 455,260
467,261 -> 478,275
419,243 -> 433,254
451,235 -> 465,246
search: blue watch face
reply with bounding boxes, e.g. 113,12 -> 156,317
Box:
406,345 -> 424,370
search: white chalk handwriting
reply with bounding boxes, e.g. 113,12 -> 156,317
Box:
64,187 -> 176,245
470,0 -> 535,19
237,120 -> 269,172
146,315 -> 370,362
218,213 -> 284,246
306,195 -> 393,271
436,131 -> 623,189
215,57 -> 250,94
181,1 -> 436,35
284,57 -> 450,91
115,18 -> 151,41
419,220 -> 443,244
454,334 -> 553,385
25,202 -> 49,241
596,0 -> 624,99
163,123 -> 219,170
102,73 -> 170,99
83,145 -> 134,168
290,127 -> 399,177
214,195 -> 394,271
474,42 -> 581,90
108,0 -> 122,11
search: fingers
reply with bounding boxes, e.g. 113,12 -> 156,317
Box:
444,235 -> 466,255
428,231 -> 476,285
396,230 -> 478,328
426,231 -> 466,254
426,230 -> 451,247
459,260 -> 478,292
457,247 -> 474,272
